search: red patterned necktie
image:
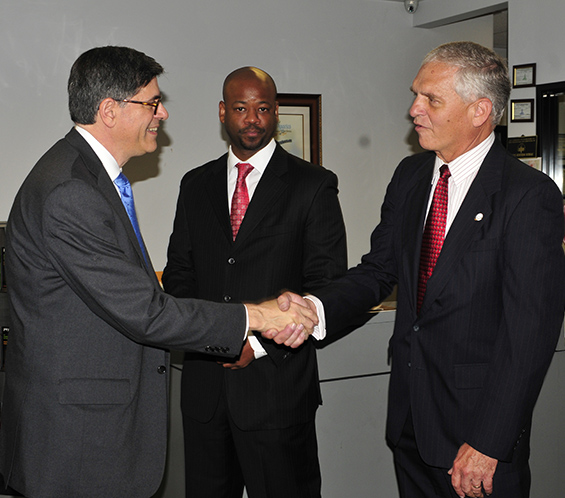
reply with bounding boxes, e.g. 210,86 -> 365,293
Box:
417,164 -> 451,312
230,163 -> 254,240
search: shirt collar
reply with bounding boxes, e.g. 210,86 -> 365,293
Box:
75,125 -> 122,182
227,138 -> 276,174
434,132 -> 495,185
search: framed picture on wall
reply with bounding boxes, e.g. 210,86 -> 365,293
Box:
510,99 -> 535,122
512,63 -> 536,88
275,93 -> 322,165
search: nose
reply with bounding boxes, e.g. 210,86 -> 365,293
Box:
156,101 -> 169,120
245,108 -> 260,123
409,96 -> 424,118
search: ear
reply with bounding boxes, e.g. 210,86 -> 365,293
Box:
219,101 -> 226,124
274,101 -> 279,120
471,98 -> 493,128
97,98 -> 120,128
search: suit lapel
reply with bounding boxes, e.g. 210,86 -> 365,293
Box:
99,167 -> 157,275
418,142 -> 504,315
66,129 -> 157,278
204,155 -> 234,243
401,156 -> 435,315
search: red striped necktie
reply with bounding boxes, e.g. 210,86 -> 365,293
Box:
417,164 -> 451,312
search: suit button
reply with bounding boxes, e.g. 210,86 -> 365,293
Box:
228,257 -> 236,265
223,295 -> 231,302
157,365 -> 167,374
413,325 -> 420,332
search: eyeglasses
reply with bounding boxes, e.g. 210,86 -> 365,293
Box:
116,97 -> 162,115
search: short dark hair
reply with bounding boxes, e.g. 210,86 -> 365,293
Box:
68,46 -> 164,125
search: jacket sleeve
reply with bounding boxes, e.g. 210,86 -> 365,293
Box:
42,179 -> 245,356
258,169 -> 348,364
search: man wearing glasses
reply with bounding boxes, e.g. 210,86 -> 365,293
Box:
0,46 -> 315,498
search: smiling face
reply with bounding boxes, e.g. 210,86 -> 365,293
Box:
114,77 -> 169,166
409,62 -> 493,163
219,70 -> 278,161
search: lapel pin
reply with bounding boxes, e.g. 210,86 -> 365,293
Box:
474,213 -> 484,221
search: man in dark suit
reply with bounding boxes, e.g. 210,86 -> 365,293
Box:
0,48 -> 314,498
162,67 -> 347,498
279,42 -> 565,498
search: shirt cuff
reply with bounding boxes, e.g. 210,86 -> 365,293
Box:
241,305 -> 267,359
305,295 -> 326,340
248,332 -> 268,359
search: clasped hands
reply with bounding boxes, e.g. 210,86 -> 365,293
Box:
245,291 -> 316,348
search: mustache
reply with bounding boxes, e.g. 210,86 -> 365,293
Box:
239,125 -> 265,134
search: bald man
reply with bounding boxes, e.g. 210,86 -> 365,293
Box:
162,67 -> 347,498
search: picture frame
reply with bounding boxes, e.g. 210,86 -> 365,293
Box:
275,93 -> 322,165
510,99 -> 535,122
507,135 -> 537,157
512,63 -> 536,88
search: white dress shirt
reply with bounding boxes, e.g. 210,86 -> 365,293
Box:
227,139 -> 276,205
425,132 -> 495,233
75,125 -> 122,187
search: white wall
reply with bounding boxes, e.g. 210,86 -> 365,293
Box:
0,0 -> 491,268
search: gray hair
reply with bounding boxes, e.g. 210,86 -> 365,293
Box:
422,41 -> 510,125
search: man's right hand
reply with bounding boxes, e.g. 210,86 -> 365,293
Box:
245,297 -> 318,348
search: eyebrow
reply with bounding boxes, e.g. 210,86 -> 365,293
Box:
410,87 -> 440,100
139,94 -> 162,102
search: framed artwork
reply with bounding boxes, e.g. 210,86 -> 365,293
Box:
275,93 -> 322,165
512,63 -> 536,88
510,99 -> 535,122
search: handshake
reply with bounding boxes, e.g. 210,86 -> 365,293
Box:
245,292 -> 318,348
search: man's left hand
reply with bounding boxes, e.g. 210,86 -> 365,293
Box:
448,443 -> 498,497
220,339 -> 255,370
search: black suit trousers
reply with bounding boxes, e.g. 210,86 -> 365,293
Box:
182,377 -> 321,498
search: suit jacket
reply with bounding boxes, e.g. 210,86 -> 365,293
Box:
162,144 -> 347,430
0,129 -> 246,498
315,140 -> 565,470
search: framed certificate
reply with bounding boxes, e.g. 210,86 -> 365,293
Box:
510,99 -> 534,122
512,63 -> 536,88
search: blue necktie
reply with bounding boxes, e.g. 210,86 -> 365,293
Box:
114,173 -> 148,264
